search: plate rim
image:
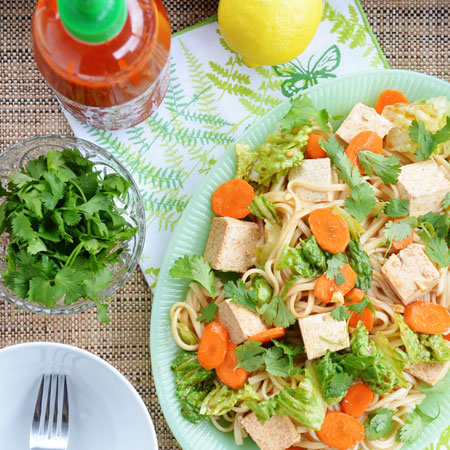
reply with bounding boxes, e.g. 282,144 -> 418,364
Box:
0,341 -> 158,450
150,68 -> 450,450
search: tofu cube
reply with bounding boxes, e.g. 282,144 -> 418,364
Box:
397,160 -> 450,216
335,102 -> 394,143
381,244 -> 440,305
288,158 -> 333,203
406,361 -> 450,386
298,312 -> 350,360
218,299 -> 268,345
204,217 -> 260,273
240,413 -> 299,450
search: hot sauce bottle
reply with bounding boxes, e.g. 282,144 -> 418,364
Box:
32,0 -> 171,130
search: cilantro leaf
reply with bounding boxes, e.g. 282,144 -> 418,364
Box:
396,410 -> 432,443
347,296 -> 370,315
11,212 -> 35,241
213,270 -> 241,284
264,347 -> 296,377
54,267 -> 85,304
325,253 -> 347,281
384,198 -> 410,219
170,255 -> 216,297
443,193 -> 450,210
235,341 -> 266,372
224,280 -> 257,312
279,95 -> 330,133
364,408 -> 394,440
326,372 -> 353,399
83,268 -> 113,299
383,217 -> 418,242
410,116 -> 450,161
344,183 -> 376,222
423,237 -> 450,267
358,151 -> 401,184
197,303 -> 218,323
322,137 -> 363,189
258,296 -> 296,328
95,302 -> 111,323
331,306 -> 350,322
418,212 -> 450,239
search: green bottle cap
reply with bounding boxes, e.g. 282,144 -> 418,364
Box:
57,0 -> 127,43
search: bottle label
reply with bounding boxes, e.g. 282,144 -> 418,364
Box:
57,58 -> 171,130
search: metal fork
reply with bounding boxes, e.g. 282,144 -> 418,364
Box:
30,374 -> 69,450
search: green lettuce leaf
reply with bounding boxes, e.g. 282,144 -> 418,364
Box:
277,245 -> 320,278
251,275 -> 273,306
302,236 -> 327,272
200,384 -> 259,416
347,240 -> 373,291
395,314 -> 431,364
171,352 -> 215,424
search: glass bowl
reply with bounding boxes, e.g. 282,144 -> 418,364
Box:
0,135 -> 146,315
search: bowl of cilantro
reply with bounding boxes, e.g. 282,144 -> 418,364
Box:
0,135 -> 145,321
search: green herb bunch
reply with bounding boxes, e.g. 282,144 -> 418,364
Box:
0,148 -> 138,322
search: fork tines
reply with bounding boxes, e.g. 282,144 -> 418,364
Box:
30,374 -> 69,450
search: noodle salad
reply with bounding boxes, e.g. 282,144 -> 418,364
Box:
168,90 -> 450,450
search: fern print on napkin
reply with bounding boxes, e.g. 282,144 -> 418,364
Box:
62,0 -> 387,288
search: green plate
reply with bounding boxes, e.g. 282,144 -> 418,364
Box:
151,69 -> 450,450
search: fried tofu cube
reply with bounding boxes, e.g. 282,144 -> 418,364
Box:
298,312 -> 350,360
218,299 -> 268,345
204,217 -> 260,273
381,244 -> 440,305
407,361 -> 450,386
335,102 -> 394,143
397,160 -> 450,216
240,413 -> 299,450
288,158 -> 333,203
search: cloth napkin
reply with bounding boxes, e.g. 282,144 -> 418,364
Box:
63,0 -> 388,288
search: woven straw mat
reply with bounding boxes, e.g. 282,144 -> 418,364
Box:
0,1 -> 448,449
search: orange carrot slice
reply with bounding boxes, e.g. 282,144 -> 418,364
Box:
308,208 -> 350,254
314,264 -> 357,303
212,179 -> 255,219
215,341 -> 248,389
340,383 -> 374,418
345,131 -> 383,174
306,133 -> 327,159
317,411 -> 364,450
197,321 -> 229,370
248,327 -> 286,343
404,302 -> 450,335
345,288 -> 374,331
375,89 -> 408,114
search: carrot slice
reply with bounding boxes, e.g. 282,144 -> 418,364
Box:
306,133 -> 327,159
375,89 -> 408,114
197,321 -> 229,370
317,411 -> 364,450
340,383 -> 374,418
444,333 -> 450,341
345,288 -> 374,331
215,341 -> 248,389
314,264 -> 357,303
248,327 -> 286,343
404,302 -> 450,335
211,179 -> 255,219
345,131 -> 383,174
308,208 -> 350,254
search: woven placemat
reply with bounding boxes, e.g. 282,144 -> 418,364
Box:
0,1 -> 448,449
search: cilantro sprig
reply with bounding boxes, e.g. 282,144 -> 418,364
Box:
235,339 -> 303,377
224,280 -> 257,312
0,148 -> 138,322
409,116 -> 450,161
358,151 -> 401,184
322,137 -> 376,222
170,255 -> 216,297
384,198 -> 410,219
364,408 -> 394,440
197,303 -> 218,323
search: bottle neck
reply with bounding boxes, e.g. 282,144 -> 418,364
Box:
57,0 -> 128,43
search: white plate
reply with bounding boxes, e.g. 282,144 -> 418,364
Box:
0,342 -> 157,450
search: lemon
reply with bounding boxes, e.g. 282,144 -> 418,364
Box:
218,0 -> 323,68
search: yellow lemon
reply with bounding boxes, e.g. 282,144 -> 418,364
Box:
218,0 -> 323,67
